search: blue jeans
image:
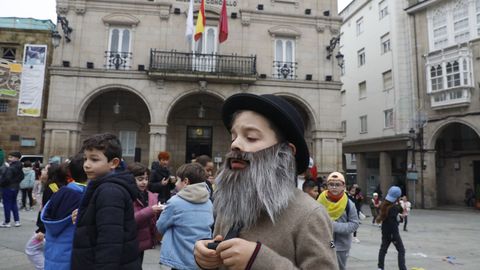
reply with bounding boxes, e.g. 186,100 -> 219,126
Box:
2,188 -> 20,223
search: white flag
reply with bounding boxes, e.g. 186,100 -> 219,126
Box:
185,0 -> 194,42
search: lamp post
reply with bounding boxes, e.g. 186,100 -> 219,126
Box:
51,15 -> 73,48
326,35 -> 344,68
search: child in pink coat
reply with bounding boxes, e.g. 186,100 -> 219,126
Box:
128,162 -> 163,264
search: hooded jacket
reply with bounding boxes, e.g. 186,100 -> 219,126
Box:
133,190 -> 158,252
71,171 -> 141,270
156,182 -> 213,270
0,160 -> 24,189
41,182 -> 87,270
20,167 -> 36,189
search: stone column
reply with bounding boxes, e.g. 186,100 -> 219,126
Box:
356,153 -> 367,194
43,120 -> 83,160
149,124 -> 168,166
421,150 -> 437,208
379,151 -> 392,196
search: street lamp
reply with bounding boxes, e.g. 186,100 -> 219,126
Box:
326,35 -> 344,68
52,31 -> 62,48
51,15 -> 73,48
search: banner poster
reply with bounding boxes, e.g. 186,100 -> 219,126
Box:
17,44 -> 47,117
0,58 -> 22,97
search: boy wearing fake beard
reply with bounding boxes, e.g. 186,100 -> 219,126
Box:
194,94 -> 338,270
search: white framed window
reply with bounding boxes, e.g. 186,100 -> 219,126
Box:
430,65 -> 443,91
359,81 -> 366,99
453,1 -> 469,44
341,121 -> 347,136
356,17 -> 364,36
446,61 -> 461,88
358,48 -> 365,66
384,109 -> 393,128
273,38 -> 296,79
107,27 -> 132,69
119,131 -> 136,157
192,26 -> 218,72
360,115 -> 368,133
341,90 -> 346,106
381,33 -> 391,54
379,0 -> 388,19
432,10 -> 448,50
382,70 -> 393,90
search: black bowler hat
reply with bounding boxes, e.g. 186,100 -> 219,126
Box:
222,93 -> 309,174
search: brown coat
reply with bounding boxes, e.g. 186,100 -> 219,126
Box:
214,189 -> 339,270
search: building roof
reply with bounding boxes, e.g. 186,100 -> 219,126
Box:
0,17 -> 55,31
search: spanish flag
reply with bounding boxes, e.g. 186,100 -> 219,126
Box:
194,0 -> 206,41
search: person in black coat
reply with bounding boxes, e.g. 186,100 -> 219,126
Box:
148,151 -> 175,203
0,151 -> 24,227
71,133 -> 141,270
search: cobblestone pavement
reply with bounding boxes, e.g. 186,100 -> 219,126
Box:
1,203 -> 478,269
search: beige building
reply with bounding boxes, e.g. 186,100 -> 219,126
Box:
45,0 -> 344,172
406,0 -> 480,207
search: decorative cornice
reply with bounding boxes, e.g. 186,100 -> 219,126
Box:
159,5 -> 170,20
102,13 -> 140,26
268,25 -> 301,38
75,0 -> 86,15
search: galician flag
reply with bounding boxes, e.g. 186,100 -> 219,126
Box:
218,0 -> 228,43
194,0 -> 206,41
185,0 -> 194,42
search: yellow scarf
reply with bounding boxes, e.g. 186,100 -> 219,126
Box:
317,190 -> 348,221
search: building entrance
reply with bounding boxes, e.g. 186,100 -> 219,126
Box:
186,126 -> 212,163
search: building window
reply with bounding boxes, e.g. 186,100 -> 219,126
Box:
341,121 -> 347,136
453,1 -> 469,43
360,115 -> 368,133
379,0 -> 388,19
341,90 -> 346,106
193,26 -> 218,72
119,131 -> 136,157
0,100 -> 8,112
432,10 -> 448,50
106,27 -> 132,70
476,0 -> 480,35
358,48 -> 365,66
430,65 -> 443,91
356,17 -> 364,36
382,70 -> 393,90
384,109 -> 393,128
273,38 -> 296,79
381,33 -> 391,54
446,61 -> 461,88
359,81 -> 366,99
1,47 -> 16,61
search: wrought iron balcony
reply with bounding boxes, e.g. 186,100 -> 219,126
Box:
149,50 -> 257,82
272,61 -> 297,80
105,51 -> 132,70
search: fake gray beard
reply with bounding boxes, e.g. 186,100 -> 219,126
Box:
213,142 -> 297,233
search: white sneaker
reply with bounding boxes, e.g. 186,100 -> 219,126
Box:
14,221 -> 21,227
353,237 -> 360,243
0,222 -> 11,228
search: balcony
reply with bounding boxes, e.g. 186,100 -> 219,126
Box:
148,50 -> 257,83
272,61 -> 297,80
429,88 -> 471,109
105,51 -> 132,70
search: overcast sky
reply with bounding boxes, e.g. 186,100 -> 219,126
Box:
0,0 -> 354,23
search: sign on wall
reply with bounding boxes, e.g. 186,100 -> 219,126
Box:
17,44 -> 47,117
0,59 -> 22,97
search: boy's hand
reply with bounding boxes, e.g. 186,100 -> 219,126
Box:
194,235 -> 224,269
71,209 -> 78,224
151,204 -> 163,214
161,177 -> 168,186
35,232 -> 44,241
217,238 -> 257,270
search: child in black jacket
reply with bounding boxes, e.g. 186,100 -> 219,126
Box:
376,186 -> 407,270
71,133 -> 141,270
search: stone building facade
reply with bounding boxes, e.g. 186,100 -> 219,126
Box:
406,0 -> 480,207
45,0 -> 344,173
0,18 -> 55,156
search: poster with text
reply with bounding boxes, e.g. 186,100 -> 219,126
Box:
17,44 -> 47,117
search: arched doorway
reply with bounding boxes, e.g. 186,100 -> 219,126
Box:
81,89 -> 151,163
434,122 -> 480,205
166,93 -> 228,170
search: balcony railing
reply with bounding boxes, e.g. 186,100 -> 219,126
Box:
105,51 -> 132,70
272,61 -> 297,80
149,50 -> 257,77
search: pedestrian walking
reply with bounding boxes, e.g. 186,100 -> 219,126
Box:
127,162 -> 162,264
149,151 -> 175,204
20,160 -> 36,211
399,195 -> 411,231
370,192 -> 381,225
71,133 -> 141,270
376,186 -> 407,270
317,172 -> 359,270
0,151 -> 24,228
157,163 -> 213,270
194,93 -> 338,269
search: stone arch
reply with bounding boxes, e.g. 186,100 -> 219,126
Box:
426,118 -> 480,149
77,84 -> 153,123
274,92 -> 318,131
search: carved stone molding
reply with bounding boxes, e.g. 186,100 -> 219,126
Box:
75,0 -> 86,14
268,25 -> 301,38
156,80 -> 165,89
199,80 -> 207,91
102,13 -> 140,26
241,12 -> 250,26
159,6 -> 171,20
57,5 -> 69,15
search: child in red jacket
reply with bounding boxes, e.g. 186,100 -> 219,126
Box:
128,162 -> 163,264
